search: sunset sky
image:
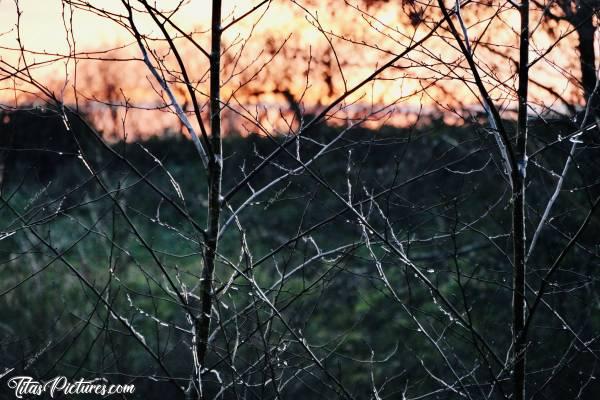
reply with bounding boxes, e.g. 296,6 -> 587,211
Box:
0,0 -> 586,136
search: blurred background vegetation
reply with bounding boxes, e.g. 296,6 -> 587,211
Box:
1,108 -> 599,399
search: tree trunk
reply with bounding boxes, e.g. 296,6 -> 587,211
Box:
195,1 -> 222,399
513,0 -> 530,398
575,12 -> 599,115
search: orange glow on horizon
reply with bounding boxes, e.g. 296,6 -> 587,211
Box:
0,0 -> 590,138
